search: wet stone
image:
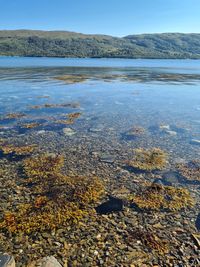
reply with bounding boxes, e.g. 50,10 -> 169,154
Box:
99,153 -> 115,164
0,254 -> 15,267
191,139 -> 200,145
95,196 -> 123,214
162,171 -> 180,185
63,128 -> 76,136
195,213 -> 200,231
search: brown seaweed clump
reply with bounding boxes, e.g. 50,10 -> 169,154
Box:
0,154 -> 104,234
129,229 -> 169,254
55,74 -> 88,84
56,112 -> 82,125
29,105 -> 42,110
129,183 -> 195,211
21,122 -> 42,129
0,144 -> 37,155
5,112 -> 26,119
176,160 -> 200,181
67,112 -> 82,119
55,119 -> 74,125
126,148 -> 168,171
0,201 -> 86,234
23,154 -> 65,181
30,102 -> 80,110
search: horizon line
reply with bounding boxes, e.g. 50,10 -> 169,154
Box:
0,28 -> 200,38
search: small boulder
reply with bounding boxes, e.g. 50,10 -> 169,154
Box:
95,196 -> 123,214
0,254 -> 15,267
37,256 -> 62,267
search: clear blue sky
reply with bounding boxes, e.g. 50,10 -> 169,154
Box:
1,0 -> 200,36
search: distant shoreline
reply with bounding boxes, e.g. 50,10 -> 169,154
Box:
0,30 -> 200,59
0,55 -> 200,60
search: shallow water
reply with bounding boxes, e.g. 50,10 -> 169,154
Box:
0,57 -> 200,265
0,57 -> 200,161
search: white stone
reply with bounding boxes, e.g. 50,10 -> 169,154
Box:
63,128 -> 76,136
37,256 -> 62,267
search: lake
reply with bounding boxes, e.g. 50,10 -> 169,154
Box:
0,57 -> 200,266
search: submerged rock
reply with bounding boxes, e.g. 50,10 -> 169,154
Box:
0,254 -> 15,267
63,127 -> 76,136
95,196 -> 123,214
195,213 -> 200,231
34,256 -> 62,267
162,171 -> 180,185
99,153 -> 115,164
191,139 -> 200,145
165,130 -> 177,136
89,127 -> 103,133
159,125 -> 170,130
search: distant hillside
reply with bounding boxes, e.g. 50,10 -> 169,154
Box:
0,30 -> 200,58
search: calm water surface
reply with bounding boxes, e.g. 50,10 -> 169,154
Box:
0,57 -> 199,162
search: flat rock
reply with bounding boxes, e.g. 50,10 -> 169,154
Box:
99,153 -> 115,163
63,128 -> 76,136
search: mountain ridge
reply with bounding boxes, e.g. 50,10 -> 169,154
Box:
0,30 -> 200,58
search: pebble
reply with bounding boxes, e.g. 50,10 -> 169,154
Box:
37,130 -> 46,134
165,130 -> 177,136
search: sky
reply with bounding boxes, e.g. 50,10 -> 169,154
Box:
0,0 -> 200,36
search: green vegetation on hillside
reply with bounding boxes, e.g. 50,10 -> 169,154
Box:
0,30 -> 200,58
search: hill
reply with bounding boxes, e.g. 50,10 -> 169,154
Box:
0,30 -> 200,58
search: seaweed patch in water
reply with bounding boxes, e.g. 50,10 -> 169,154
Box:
67,112 -> 82,119
129,183 -> 195,211
0,112 -> 26,120
55,112 -> 82,125
128,229 -> 169,254
23,154 -> 65,181
176,160 -> 200,181
55,74 -> 89,84
0,153 -> 104,234
21,122 -> 42,129
29,102 -> 80,110
0,144 -> 37,156
55,119 -> 74,125
126,148 -> 168,171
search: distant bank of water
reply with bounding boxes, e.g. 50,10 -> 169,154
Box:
0,56 -> 200,71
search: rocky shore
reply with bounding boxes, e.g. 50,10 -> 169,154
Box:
0,128 -> 200,266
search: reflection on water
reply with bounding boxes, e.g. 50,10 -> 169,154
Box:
0,64 -> 200,160
0,58 -> 200,266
